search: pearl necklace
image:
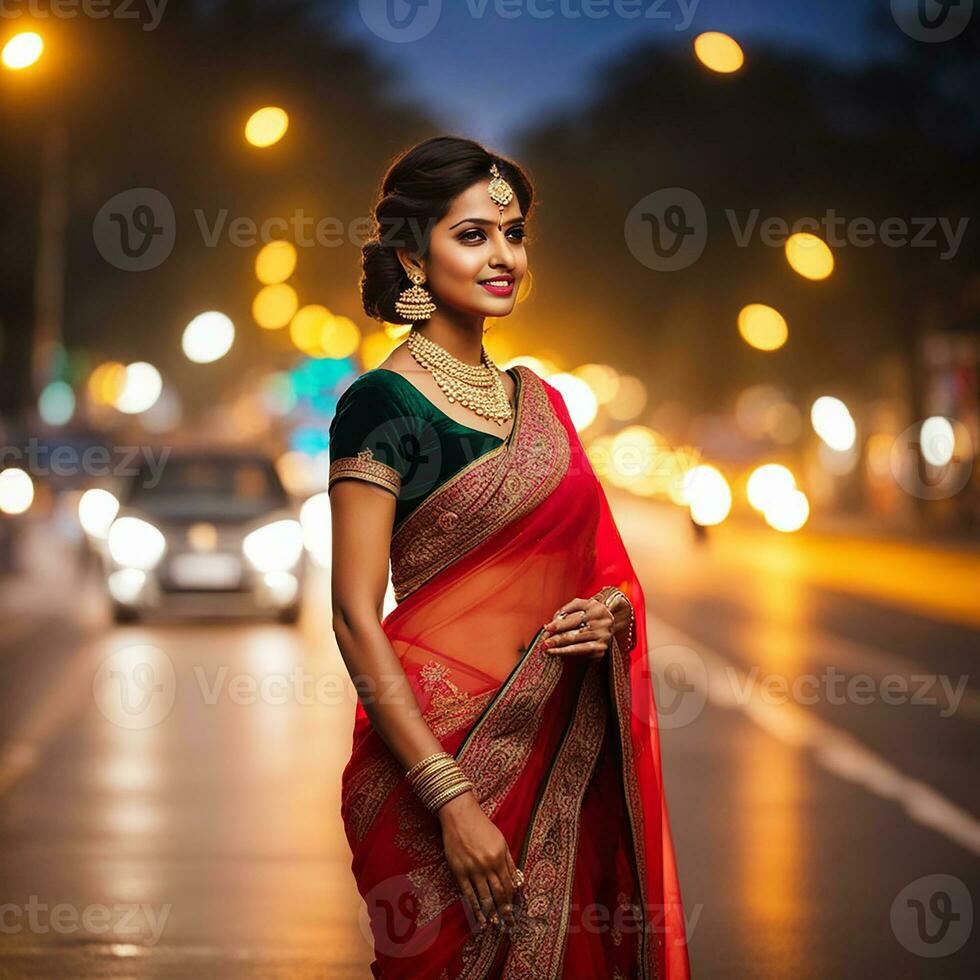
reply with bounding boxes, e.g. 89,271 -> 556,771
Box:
406,329 -> 513,427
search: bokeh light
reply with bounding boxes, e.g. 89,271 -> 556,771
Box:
2,32 -> 43,70
738,304 -> 788,352
321,315 -> 361,359
253,284 -> 298,329
811,395 -> 856,451
785,233 -> 835,280
88,361 -> 128,406
746,464 -> 797,512
245,106 -> 289,147
764,488 -> 810,532
255,240 -> 297,284
38,381 -> 75,425
693,32 -> 744,73
920,416 -> 955,466
290,305 -> 332,356
115,362 -> 163,415
182,311 -> 235,363
684,464 -> 732,526
547,373 -> 599,431
0,468 -> 34,514
78,488 -> 120,540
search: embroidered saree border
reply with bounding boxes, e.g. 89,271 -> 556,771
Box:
390,366 -> 571,603
455,629 -> 566,812
344,663 -> 498,846
390,629 -> 566,932
609,634 -> 657,980
504,659 -> 608,979
454,659 -> 609,980
328,447 -> 401,495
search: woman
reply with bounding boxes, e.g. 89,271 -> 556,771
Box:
329,136 -> 690,979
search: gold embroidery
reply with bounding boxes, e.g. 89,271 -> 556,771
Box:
390,366 -> 571,602
455,630 -> 565,815
419,661 -> 496,740
328,446 -> 401,495
344,751 -> 402,844
501,659 -> 608,980
609,634 -> 657,980
393,784 -> 459,931
612,891 -> 636,948
392,629 -> 563,944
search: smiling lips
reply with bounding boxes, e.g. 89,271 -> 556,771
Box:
479,276 -> 515,297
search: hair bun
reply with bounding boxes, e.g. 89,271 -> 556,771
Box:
360,237 -> 409,323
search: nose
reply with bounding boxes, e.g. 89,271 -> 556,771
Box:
488,231 -> 517,271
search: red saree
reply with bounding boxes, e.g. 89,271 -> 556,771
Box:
339,364 -> 690,979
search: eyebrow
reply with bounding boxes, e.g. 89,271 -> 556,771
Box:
449,216 -> 525,229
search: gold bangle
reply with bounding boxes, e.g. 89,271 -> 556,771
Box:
415,772 -> 464,800
414,765 -> 466,793
429,780 -> 474,812
594,586 -> 636,652
411,758 -> 460,791
407,752 -> 473,811
421,776 -> 473,811
405,750 -> 450,781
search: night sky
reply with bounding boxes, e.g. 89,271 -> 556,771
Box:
337,0 -> 879,151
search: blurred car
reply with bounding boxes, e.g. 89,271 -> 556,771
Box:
103,450 -> 305,624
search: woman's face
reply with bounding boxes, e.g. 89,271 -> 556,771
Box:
408,178 -> 527,320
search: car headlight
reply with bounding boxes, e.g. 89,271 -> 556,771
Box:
242,519 -> 303,573
107,516 -> 167,570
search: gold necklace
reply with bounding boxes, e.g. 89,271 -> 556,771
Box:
406,329 -> 513,426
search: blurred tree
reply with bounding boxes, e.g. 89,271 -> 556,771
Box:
0,0 -> 438,423
507,20 -> 978,433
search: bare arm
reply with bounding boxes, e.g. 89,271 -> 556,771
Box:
329,477 -> 445,770
329,478 -> 520,931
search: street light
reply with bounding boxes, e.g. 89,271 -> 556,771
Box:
245,106 -> 289,148
3,29 -> 67,403
1,31 -> 43,71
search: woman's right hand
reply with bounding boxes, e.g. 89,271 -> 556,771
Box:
438,791 -> 521,932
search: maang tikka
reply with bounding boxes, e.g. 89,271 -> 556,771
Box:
487,161 -> 515,231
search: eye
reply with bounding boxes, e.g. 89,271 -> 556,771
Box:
458,226 -> 527,244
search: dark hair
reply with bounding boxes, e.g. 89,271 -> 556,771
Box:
360,136 -> 534,323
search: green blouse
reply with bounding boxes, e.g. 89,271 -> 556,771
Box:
327,367 -> 520,529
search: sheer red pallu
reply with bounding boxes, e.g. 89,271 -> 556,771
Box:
337,365 -> 690,979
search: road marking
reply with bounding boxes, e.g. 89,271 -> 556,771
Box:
651,618 -> 980,856
805,627 -> 980,722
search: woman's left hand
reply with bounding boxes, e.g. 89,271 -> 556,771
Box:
540,596 -> 613,661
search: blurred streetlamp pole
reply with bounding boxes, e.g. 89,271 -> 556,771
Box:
33,119 -> 68,398
2,31 -> 68,403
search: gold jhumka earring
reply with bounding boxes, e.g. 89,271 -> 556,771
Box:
394,269 -> 436,323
